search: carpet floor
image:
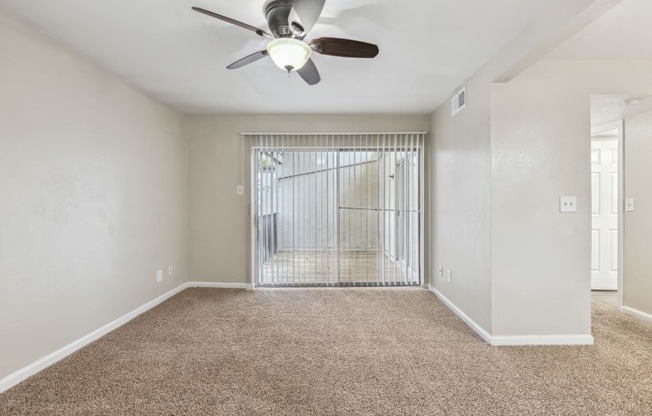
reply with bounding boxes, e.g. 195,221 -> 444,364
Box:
1,288 -> 651,415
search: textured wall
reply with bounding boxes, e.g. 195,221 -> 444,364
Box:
429,74 -> 493,334
187,115 -> 430,284
624,111 -> 652,316
0,9 -> 188,380
491,60 -> 652,337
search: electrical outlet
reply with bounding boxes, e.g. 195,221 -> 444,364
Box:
439,267 -> 444,277
168,266 -> 173,276
156,270 -> 163,283
446,270 -> 453,284
236,185 -> 245,196
560,196 -> 577,213
625,198 -> 635,212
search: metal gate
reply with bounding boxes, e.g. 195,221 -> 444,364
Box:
249,133 -> 424,287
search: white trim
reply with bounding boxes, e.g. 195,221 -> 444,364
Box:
428,285 -> 492,344
0,281 -> 255,394
0,283 -> 189,394
622,306 -> 652,323
617,119 -> 625,309
428,285 -> 595,346
491,335 -> 594,346
187,281 -> 254,290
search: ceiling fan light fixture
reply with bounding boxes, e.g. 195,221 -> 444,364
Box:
191,4 -> 379,86
266,38 -> 312,72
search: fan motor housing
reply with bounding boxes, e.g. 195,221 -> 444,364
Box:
264,0 -> 294,38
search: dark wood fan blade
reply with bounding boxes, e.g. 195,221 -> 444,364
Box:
297,58 -> 321,86
310,37 -> 379,58
227,50 -> 269,70
288,0 -> 326,36
192,7 -> 273,39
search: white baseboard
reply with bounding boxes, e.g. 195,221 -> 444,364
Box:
491,335 -> 594,346
187,281 -> 253,289
0,281 -> 255,394
622,306 -> 652,323
428,285 -> 492,344
428,284 -> 594,346
0,283 -> 188,394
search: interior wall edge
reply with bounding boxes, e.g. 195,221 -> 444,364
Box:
428,285 -> 492,344
0,6 -> 185,118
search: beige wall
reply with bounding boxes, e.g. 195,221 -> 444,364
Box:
429,77 -> 493,333
430,58 -> 652,339
491,60 -> 652,336
425,0 -> 604,337
0,9 -> 188,380
187,115 -> 430,284
624,111 -> 652,316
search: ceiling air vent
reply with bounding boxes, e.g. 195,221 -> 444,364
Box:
451,87 -> 466,116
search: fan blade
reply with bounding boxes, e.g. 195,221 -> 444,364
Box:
310,37 -> 379,58
297,59 -> 321,86
288,0 -> 326,36
192,7 -> 273,39
227,50 -> 269,70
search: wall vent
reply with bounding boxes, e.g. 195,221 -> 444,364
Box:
451,87 -> 466,116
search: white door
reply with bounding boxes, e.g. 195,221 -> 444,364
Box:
591,139 -> 618,290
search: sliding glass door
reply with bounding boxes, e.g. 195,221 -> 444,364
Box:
250,133 -> 424,287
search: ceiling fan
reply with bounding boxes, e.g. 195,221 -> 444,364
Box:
192,0 -> 380,86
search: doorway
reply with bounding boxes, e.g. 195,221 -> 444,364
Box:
590,128 -> 619,291
590,95 -> 652,315
250,133 -> 424,287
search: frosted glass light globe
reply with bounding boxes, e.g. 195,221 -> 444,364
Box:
266,38 -> 312,72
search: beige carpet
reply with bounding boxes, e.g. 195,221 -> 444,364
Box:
1,288 -> 651,415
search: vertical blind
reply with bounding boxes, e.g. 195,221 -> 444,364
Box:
246,132 -> 425,287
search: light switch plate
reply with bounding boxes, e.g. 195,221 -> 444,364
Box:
156,270 -> 163,283
560,196 -> 577,213
446,270 -> 453,283
625,198 -> 635,212
236,185 -> 245,196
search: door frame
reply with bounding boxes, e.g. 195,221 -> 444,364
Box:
591,120 -> 624,308
250,144 -> 424,287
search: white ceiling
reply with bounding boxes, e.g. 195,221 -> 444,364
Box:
591,95 -> 652,128
548,0 -> 652,60
0,0 -> 554,114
